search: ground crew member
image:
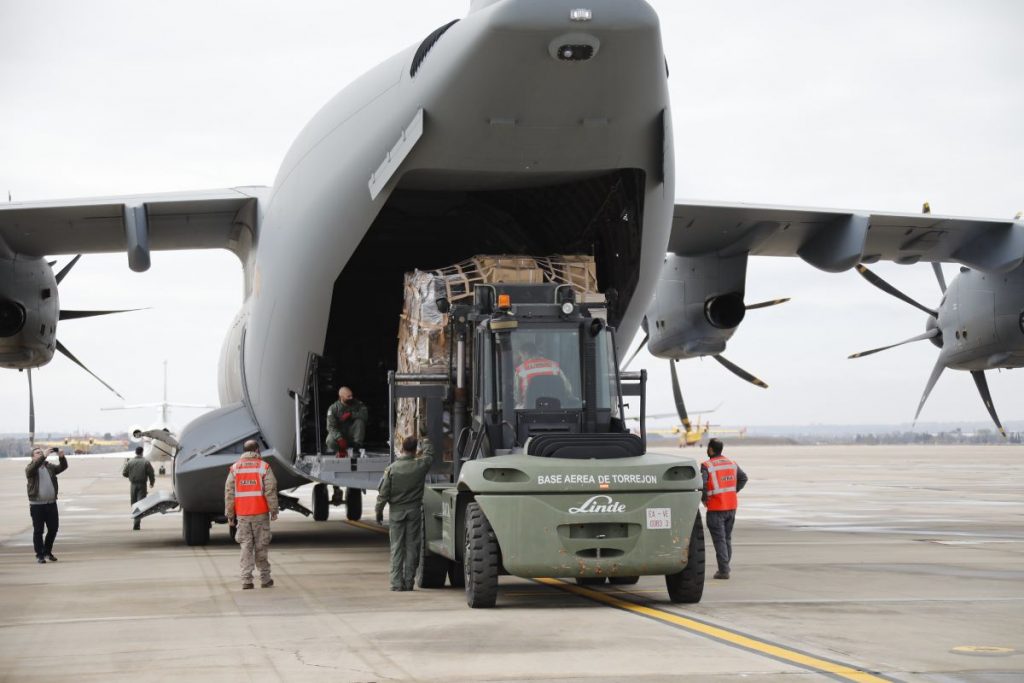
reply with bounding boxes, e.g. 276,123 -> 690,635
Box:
325,386 -> 369,454
513,343 -> 572,407
326,386 -> 369,503
26,447 -> 68,564
122,446 -> 155,530
701,438 -> 748,580
375,435 -> 433,591
225,440 -> 279,590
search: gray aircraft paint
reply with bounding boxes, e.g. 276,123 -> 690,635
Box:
186,0 -> 674,510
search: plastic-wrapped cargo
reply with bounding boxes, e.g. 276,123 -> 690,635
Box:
395,255 -> 601,452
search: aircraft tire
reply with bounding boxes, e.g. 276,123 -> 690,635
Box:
609,576 -> 640,585
464,501 -> 499,608
312,483 -> 329,521
345,488 -> 362,520
182,510 -> 210,546
448,560 -> 465,588
665,512 -> 705,603
575,577 -> 606,586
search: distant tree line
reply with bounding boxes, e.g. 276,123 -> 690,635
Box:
847,429 -> 1022,445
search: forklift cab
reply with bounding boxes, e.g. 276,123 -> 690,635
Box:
472,285 -> 628,452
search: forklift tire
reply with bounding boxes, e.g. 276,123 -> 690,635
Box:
575,577 -> 606,586
312,483 -> 329,521
464,502 -> 499,608
345,488 -> 363,520
448,560 -> 465,588
609,576 -> 640,585
665,512 -> 705,604
418,551 -> 449,589
182,510 -> 210,546
418,514 -> 448,588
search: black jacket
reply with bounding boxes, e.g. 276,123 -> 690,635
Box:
26,455 -> 68,502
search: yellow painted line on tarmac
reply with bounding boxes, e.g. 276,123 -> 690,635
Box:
346,520 -> 891,681
535,578 -> 894,683
345,519 -> 388,535
951,645 -> 1014,656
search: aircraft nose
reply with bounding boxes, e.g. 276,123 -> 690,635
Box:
485,0 -> 660,33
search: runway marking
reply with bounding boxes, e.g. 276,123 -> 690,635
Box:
534,578 -> 896,683
347,520 -> 895,681
344,519 -> 388,535
951,645 -> 1015,656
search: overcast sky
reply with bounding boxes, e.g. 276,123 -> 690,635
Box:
1,0 -> 1022,435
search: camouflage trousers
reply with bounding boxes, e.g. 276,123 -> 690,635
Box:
236,514 -> 272,584
388,506 -> 422,590
130,484 -> 147,529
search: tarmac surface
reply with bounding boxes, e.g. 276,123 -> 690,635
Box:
0,445 -> 1022,682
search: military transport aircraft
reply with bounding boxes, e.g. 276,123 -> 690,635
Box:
1,0 -> 1021,545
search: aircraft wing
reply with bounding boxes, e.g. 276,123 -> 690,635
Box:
670,200 -> 1024,274
0,186 -> 268,271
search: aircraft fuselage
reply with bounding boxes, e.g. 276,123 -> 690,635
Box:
176,0 -> 675,512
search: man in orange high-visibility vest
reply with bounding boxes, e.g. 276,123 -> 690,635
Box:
225,440 -> 279,590
513,343 -> 573,408
700,438 -> 748,580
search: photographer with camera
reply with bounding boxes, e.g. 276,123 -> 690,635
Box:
26,446 -> 68,564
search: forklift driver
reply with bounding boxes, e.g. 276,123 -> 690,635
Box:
514,343 -> 573,408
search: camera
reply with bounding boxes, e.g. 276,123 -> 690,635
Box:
48,447 -> 59,454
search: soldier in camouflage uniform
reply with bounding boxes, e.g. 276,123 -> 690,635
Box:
325,386 -> 368,453
122,447 -> 155,530
375,435 -> 433,591
326,386 -> 369,503
225,440 -> 279,590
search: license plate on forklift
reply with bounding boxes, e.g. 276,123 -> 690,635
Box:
646,507 -> 671,530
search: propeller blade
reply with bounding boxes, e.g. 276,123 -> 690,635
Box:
668,360 -> 691,431
745,297 -> 791,310
55,339 -> 124,399
931,262 -> 947,294
970,370 -> 1006,438
855,264 -> 937,318
27,368 -> 35,445
712,354 -> 768,388
848,328 -> 939,359
913,358 -> 946,423
54,255 -> 82,285
622,333 -> 649,369
59,308 -> 144,321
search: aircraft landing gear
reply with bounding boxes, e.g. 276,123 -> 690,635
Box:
345,488 -> 362,520
182,510 -> 210,546
312,483 -> 329,521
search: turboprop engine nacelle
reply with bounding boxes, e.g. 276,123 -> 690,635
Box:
646,252 -> 748,359
0,254 -> 59,369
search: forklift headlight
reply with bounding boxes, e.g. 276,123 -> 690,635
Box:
561,302 -> 574,315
